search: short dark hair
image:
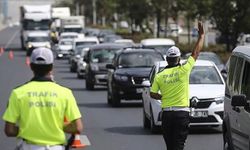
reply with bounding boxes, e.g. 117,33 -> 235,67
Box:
30,63 -> 53,77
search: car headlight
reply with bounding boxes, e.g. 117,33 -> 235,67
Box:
80,61 -> 86,67
214,97 -> 224,104
28,43 -> 33,48
45,43 -> 51,48
114,74 -> 128,81
90,64 -> 99,71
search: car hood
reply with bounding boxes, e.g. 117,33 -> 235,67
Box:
190,84 -> 225,99
115,68 -> 152,77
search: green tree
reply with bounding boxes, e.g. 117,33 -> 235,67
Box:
212,0 -> 250,50
117,0 -> 150,33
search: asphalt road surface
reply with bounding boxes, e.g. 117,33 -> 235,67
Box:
0,26 -> 223,150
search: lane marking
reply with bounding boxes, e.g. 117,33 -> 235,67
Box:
4,29 -> 19,49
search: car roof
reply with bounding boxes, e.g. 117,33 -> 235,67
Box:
232,46 -> 250,58
120,48 -> 159,53
140,38 -> 175,45
89,43 -> 127,49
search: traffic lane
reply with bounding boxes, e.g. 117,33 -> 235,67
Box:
0,51 -> 32,150
0,52 -> 223,150
54,60 -> 223,150
0,26 -> 21,50
53,59 -> 166,150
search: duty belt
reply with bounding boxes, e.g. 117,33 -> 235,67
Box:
163,106 -> 190,112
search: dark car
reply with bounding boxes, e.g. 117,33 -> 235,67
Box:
84,43 -> 127,90
106,48 -> 164,107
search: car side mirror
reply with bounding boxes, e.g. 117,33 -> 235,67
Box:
221,69 -> 227,74
84,55 -> 89,63
106,64 -> 115,69
231,95 -> 247,107
142,80 -> 150,87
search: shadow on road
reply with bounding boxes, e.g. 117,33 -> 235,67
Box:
104,126 -> 154,135
78,102 -> 108,108
189,126 -> 222,134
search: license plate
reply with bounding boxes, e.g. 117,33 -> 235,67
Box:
191,111 -> 208,118
136,88 -> 143,93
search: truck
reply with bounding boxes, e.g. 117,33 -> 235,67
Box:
51,7 -> 70,32
20,5 -> 52,50
60,16 -> 85,34
51,7 -> 71,43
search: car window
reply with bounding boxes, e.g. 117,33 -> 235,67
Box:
233,57 -> 244,94
190,66 -> 223,84
90,49 -> 118,63
76,41 -> 97,47
228,56 -> 237,88
241,61 -> 250,99
28,36 -> 49,42
118,52 -> 163,68
60,41 -> 72,45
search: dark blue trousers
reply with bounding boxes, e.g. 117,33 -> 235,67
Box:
162,111 -> 190,150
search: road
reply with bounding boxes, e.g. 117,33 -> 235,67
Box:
0,26 -> 223,150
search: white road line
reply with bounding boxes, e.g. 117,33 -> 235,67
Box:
4,29 -> 19,49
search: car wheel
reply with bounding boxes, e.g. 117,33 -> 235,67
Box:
111,89 -> 120,107
77,72 -> 83,79
150,107 -> 159,133
143,109 -> 151,129
85,77 -> 94,90
107,86 -> 112,105
223,128 -> 233,150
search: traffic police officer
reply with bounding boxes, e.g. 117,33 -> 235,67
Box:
150,21 -> 205,150
3,47 -> 83,150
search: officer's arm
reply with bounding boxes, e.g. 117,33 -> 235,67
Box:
150,92 -> 162,100
191,21 -> 205,60
64,118 -> 83,134
4,121 -> 19,137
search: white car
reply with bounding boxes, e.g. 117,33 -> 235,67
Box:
26,31 -> 51,55
59,32 -> 79,40
76,47 -> 89,78
55,38 -> 73,59
70,37 -> 99,72
142,60 -> 225,132
140,38 -> 175,58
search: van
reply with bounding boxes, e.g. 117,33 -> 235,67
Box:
223,46 -> 250,150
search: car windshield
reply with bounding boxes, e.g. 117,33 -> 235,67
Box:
190,66 -> 223,84
28,36 -> 49,42
61,35 -> 78,39
143,45 -> 174,55
60,41 -> 73,45
76,41 -> 97,47
118,52 -> 163,68
90,48 -> 119,63
63,28 -> 82,33
24,20 -> 50,30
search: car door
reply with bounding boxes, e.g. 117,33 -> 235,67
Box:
229,57 -> 245,149
143,65 -> 156,116
236,60 -> 250,149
